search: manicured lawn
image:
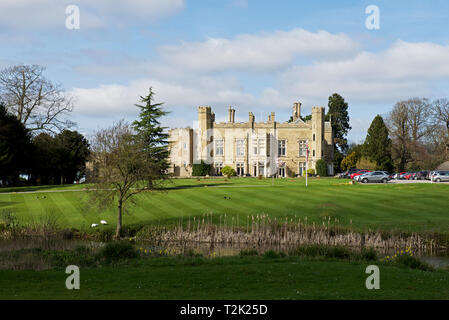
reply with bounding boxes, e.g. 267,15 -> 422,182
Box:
1,256 -> 449,299
1,178 -> 449,233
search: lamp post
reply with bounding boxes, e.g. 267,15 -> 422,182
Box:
306,143 -> 309,187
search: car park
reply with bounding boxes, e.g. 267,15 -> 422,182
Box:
414,171 -> 429,180
339,168 -> 360,179
431,171 -> 449,182
350,170 -> 371,180
359,171 -> 391,183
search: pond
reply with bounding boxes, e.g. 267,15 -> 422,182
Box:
1,238 -> 449,269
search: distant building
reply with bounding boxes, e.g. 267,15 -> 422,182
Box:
168,102 -> 334,177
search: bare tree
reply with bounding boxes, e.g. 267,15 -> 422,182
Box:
386,98 -> 435,171
387,101 -> 411,172
88,120 -> 167,238
431,98 -> 449,158
0,64 -> 74,133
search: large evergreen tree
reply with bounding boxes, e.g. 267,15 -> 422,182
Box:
0,103 -> 33,185
54,130 -> 90,184
132,87 -> 170,185
326,93 -> 351,172
364,115 -> 394,172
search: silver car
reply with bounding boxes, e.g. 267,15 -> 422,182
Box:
431,171 -> 449,182
359,171 -> 391,183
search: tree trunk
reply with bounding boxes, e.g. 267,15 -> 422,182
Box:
116,199 -> 123,238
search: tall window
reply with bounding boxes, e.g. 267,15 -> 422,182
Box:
278,140 -> 286,156
258,139 -> 265,156
215,162 -> 223,175
252,138 -> 266,156
299,162 -> 306,176
252,138 -> 258,155
236,163 -> 244,176
215,139 -> 224,156
299,140 -> 307,156
236,139 -> 245,156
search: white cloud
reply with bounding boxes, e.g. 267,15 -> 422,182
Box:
278,40 -> 449,104
68,32 -> 449,133
159,28 -> 359,73
0,0 -> 184,30
70,76 -> 260,117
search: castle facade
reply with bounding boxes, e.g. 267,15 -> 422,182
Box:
168,102 -> 334,177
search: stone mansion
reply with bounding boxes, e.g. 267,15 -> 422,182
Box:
168,102 -> 334,177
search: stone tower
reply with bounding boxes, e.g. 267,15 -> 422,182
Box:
311,106 -> 325,161
198,106 -> 214,163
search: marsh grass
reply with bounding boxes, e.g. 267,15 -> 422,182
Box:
135,213 -> 432,252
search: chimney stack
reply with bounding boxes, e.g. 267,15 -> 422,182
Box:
293,102 -> 302,121
228,106 -> 235,123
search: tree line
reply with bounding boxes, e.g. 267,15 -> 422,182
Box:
340,98 -> 449,172
0,64 -> 89,186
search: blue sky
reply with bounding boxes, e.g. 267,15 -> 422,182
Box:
2,0 -> 449,142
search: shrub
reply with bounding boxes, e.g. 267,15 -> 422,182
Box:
290,245 -> 353,260
240,249 -> 259,257
384,247 -> 433,271
100,241 -> 138,262
221,166 -> 236,178
359,248 -> 378,261
315,159 -> 327,177
306,168 -> 315,176
192,160 -> 212,176
263,250 -> 281,259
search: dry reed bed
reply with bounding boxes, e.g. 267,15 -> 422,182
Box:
136,214 -> 435,251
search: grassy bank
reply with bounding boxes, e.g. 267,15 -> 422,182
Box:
1,253 -> 448,300
1,178 -> 449,235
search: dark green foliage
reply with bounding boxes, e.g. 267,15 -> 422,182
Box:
394,254 -> 433,271
290,245 -> 352,260
327,93 -> 351,151
364,115 -> 394,172
31,130 -> 90,185
192,160 -> 211,176
100,242 -> 138,262
326,93 -> 351,171
0,103 -> 33,186
359,248 -> 378,261
239,249 -> 259,257
132,87 -> 170,185
263,250 -> 282,259
315,159 -> 327,177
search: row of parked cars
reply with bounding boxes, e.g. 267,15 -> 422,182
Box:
338,168 -> 449,183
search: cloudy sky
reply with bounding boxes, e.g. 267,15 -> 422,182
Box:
2,0 -> 449,142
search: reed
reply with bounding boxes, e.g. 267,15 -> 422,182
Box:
135,213 -> 435,252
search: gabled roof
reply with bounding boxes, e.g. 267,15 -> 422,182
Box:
436,161 -> 449,170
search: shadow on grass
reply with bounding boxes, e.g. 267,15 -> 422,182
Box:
0,184 -> 84,194
158,183 -> 231,191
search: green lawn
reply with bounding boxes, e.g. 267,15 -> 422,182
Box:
1,256 -> 449,299
1,178 -> 449,233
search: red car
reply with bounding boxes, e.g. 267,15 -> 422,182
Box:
404,172 -> 415,180
350,170 -> 371,180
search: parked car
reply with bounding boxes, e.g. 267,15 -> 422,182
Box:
399,172 -> 408,180
359,171 -> 391,183
414,171 -> 429,180
391,172 -> 404,180
431,171 -> 449,182
427,171 -> 438,180
340,168 -> 360,179
404,172 -> 416,180
351,170 -> 371,180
